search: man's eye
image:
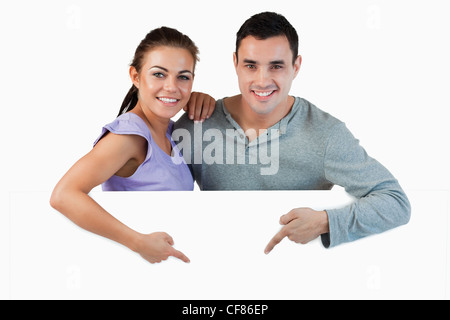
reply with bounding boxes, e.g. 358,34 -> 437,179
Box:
245,65 -> 256,70
271,65 -> 283,70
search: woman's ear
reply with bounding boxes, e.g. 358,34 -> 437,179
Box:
129,66 -> 140,89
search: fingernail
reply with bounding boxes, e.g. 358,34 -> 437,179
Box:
189,115 -> 194,120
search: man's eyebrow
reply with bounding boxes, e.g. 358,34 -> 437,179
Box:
243,59 -> 258,64
242,59 -> 286,65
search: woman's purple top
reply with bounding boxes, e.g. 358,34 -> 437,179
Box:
93,113 -> 194,191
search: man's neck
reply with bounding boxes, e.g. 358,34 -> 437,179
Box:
224,95 -> 295,140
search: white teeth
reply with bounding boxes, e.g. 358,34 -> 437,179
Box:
158,97 -> 178,103
254,91 -> 274,97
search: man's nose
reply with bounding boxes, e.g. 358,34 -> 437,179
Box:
255,68 -> 271,87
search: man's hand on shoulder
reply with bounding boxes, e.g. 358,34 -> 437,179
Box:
184,92 -> 216,122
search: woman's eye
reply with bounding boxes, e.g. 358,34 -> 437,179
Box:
153,72 -> 165,78
178,75 -> 191,81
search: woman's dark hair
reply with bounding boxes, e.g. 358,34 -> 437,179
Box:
235,12 -> 299,65
118,27 -> 199,117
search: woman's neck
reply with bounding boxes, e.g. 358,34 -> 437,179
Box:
131,101 -> 170,138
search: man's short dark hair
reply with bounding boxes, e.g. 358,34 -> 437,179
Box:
235,12 -> 299,65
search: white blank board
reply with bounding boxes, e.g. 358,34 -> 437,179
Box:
8,189 -> 448,299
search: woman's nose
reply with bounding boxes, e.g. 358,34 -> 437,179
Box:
163,76 -> 177,92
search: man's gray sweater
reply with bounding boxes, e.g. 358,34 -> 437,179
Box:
174,97 -> 411,248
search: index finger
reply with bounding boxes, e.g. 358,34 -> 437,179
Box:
206,96 -> 216,119
200,97 -> 211,121
201,96 -> 215,120
187,93 -> 198,120
169,247 -> 191,263
264,227 -> 288,255
193,97 -> 203,122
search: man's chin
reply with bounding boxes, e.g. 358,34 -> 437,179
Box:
248,104 -> 278,116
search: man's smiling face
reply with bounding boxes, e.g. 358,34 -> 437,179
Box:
234,35 -> 301,116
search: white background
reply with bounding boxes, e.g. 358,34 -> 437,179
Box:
1,0 -> 449,299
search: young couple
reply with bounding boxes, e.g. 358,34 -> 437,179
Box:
51,12 -> 411,265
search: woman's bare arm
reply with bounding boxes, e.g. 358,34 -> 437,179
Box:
50,133 -> 189,263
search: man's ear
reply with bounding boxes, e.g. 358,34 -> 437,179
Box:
233,52 -> 238,71
293,55 -> 302,79
129,66 -> 140,89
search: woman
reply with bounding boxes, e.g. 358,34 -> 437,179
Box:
50,27 -> 214,264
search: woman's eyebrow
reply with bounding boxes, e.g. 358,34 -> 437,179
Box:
149,65 -> 168,72
149,66 -> 193,75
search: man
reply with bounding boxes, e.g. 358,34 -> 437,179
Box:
174,12 -> 410,251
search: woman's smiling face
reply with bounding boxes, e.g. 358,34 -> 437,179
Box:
131,46 -> 195,120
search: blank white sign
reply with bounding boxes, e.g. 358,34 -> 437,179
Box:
7,189 -> 448,299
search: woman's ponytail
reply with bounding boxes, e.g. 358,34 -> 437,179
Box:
117,85 -> 139,117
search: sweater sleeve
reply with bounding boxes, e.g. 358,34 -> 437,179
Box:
321,122 -> 411,248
